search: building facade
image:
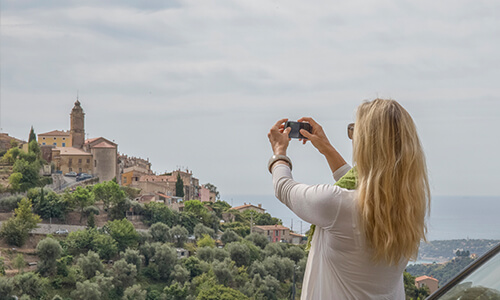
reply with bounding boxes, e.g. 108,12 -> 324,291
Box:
253,225 -> 291,243
415,276 -> 439,294
41,100 -> 119,183
38,130 -> 71,147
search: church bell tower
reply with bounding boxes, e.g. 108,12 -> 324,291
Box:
70,99 -> 85,149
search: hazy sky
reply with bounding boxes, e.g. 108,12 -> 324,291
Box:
1,0 -> 499,199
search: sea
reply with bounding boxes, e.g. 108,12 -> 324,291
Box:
224,194 -> 500,242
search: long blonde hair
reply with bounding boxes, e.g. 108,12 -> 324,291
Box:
353,99 -> 430,265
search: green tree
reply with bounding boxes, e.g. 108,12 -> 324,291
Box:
169,225 -> 189,247
196,284 -> 249,300
221,229 -> 240,245
36,237 -> 63,275
71,280 -> 102,300
8,172 -> 22,191
0,276 -> 14,300
149,222 -> 171,243
28,126 -> 37,143
77,250 -> 104,279
105,218 -> 139,251
112,259 -> 137,295
28,187 -> 69,220
123,284 -> 147,300
175,173 -> 184,198
142,202 -> 177,226
152,243 -> 178,280
120,248 -> 144,273
163,282 -> 188,300
93,181 -> 126,211
0,198 -> 40,246
14,271 -> 48,299
93,233 -> 118,260
12,158 -> 41,192
284,246 -> 305,263
0,257 -> 5,275
245,232 -> 269,249
171,264 -> 190,284
72,186 -> 95,222
13,253 -> 26,273
197,234 -> 215,248
87,212 -> 96,228
225,242 -> 252,267
194,223 -> 215,239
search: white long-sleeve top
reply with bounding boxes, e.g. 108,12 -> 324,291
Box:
272,163 -> 407,300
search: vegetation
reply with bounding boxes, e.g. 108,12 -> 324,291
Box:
175,173 -> 184,198
0,197 -> 41,246
406,256 -> 475,286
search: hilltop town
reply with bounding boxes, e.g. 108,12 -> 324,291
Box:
0,100 -> 308,299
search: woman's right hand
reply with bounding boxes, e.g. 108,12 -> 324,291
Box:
297,117 -> 334,155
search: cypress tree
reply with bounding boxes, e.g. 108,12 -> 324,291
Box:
28,126 -> 37,143
176,173 -> 184,198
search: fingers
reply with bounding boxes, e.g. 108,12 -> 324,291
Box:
274,118 -> 288,128
297,117 -> 319,127
300,129 -> 313,140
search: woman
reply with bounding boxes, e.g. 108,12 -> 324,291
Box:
267,99 -> 430,299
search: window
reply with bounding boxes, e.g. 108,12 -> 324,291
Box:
62,143 -> 65,147
53,142 -> 57,146
63,137 -> 66,140
54,137 -> 56,140
275,230 -> 279,236
124,177 -> 127,183
42,137 -> 45,140
78,159 -> 82,163
86,159 -> 90,163
267,230 -> 270,235
94,160 -> 97,167
283,230 -> 285,235
69,159 -> 72,165
69,168 -> 72,171
42,142 -> 46,145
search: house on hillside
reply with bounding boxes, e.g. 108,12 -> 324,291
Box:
231,203 -> 265,214
253,224 -> 291,243
415,275 -> 439,294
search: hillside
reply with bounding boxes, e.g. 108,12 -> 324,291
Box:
417,239 -> 500,262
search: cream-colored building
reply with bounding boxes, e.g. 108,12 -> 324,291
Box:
38,130 -> 71,147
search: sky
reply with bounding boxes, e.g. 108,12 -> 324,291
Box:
1,0 -> 499,202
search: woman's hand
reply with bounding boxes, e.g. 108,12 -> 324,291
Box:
268,118 -> 291,155
297,117 -> 333,155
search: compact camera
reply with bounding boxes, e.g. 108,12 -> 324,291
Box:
285,121 -> 312,139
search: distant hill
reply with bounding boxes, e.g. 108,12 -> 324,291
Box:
417,239 -> 500,262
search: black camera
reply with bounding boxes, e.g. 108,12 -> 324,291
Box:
285,121 -> 312,139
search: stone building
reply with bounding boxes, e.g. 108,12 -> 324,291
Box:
129,169 -> 202,201
253,224 -> 291,243
39,100 -> 119,182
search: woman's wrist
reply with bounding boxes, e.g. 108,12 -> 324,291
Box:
273,147 -> 287,156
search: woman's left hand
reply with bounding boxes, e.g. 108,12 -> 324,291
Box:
268,118 -> 291,155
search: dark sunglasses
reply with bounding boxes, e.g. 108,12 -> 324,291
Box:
347,123 -> 354,140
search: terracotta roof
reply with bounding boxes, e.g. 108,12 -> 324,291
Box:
92,141 -> 116,149
289,232 -> 305,237
53,147 -> 91,156
85,137 -> 101,144
415,276 -> 438,282
156,192 -> 171,198
39,130 -> 70,136
231,204 -> 265,211
253,225 -> 290,231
